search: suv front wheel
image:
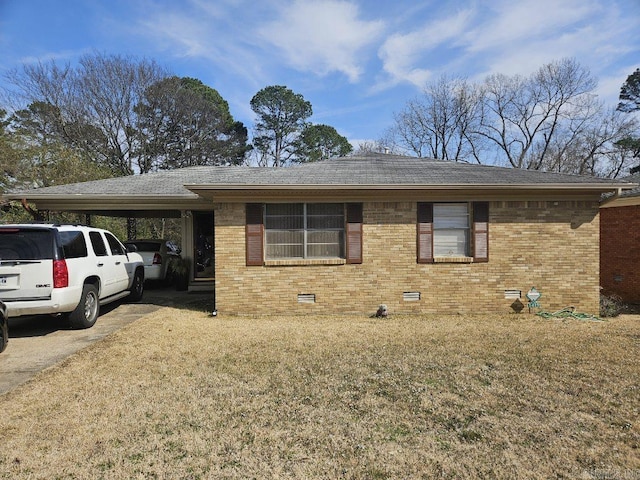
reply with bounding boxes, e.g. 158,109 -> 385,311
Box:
127,269 -> 144,302
67,284 -> 99,329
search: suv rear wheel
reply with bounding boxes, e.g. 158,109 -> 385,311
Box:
67,284 -> 99,329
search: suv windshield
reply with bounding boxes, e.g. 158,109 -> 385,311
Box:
0,228 -> 54,260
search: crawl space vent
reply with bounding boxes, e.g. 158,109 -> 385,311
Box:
297,293 -> 316,304
504,289 -> 522,299
403,292 -> 421,302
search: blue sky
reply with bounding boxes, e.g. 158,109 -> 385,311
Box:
1,0 -> 639,148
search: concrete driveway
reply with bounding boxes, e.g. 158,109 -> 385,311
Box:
0,286 -> 213,396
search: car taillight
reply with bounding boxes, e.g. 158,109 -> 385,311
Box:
53,260 -> 69,288
152,253 -> 162,265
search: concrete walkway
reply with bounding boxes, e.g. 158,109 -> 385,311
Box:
0,286 -> 212,396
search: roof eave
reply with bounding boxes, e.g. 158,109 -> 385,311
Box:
186,183 -> 626,203
185,183 -> 634,191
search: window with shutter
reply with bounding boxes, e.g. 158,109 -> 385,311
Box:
417,202 -> 489,263
256,203 -> 348,261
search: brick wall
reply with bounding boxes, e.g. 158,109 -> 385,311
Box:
600,205 -> 640,303
214,200 -> 600,315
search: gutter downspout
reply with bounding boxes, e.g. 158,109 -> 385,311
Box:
600,187 -> 623,207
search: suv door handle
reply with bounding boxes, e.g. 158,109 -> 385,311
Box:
115,261 -> 121,265
97,262 -> 104,267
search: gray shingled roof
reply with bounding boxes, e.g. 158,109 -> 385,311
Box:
4,153 -> 634,200
260,154 -> 631,186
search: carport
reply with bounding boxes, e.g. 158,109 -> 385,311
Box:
1,166 -> 222,294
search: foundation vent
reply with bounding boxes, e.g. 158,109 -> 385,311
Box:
403,292 -> 421,302
297,293 -> 316,304
504,289 -> 522,299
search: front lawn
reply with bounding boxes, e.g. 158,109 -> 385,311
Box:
0,310 -> 638,479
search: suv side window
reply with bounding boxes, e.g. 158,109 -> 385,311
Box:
59,231 -> 88,258
105,233 -> 126,256
89,231 -> 108,256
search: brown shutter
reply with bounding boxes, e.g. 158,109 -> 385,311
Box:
472,202 -> 489,262
346,203 -> 363,264
417,202 -> 434,263
246,203 -> 264,266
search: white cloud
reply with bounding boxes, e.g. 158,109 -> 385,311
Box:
132,3 -> 269,90
461,0 -> 598,54
258,0 -> 384,82
375,0 -> 640,99
377,8 -> 473,88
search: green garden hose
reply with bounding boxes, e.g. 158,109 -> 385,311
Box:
536,306 -> 603,322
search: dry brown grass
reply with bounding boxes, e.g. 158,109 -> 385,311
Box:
0,310 -> 638,479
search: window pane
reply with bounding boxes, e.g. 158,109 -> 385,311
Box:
307,231 -> 344,258
266,230 -> 304,245
89,231 -> 108,256
266,244 -> 304,258
434,203 -> 468,228
0,229 -> 53,260
266,215 -> 304,229
59,231 -> 87,258
307,230 -> 343,243
307,203 -> 344,229
307,243 -> 343,258
265,230 -> 303,259
307,216 -> 344,229
434,229 -> 468,256
265,204 -> 304,229
105,233 -> 125,255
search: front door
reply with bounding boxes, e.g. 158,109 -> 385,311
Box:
193,212 -> 214,281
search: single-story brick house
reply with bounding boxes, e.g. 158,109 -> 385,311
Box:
600,173 -> 640,304
2,154 -> 635,315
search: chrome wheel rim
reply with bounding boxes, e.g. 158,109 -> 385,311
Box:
84,291 -> 97,321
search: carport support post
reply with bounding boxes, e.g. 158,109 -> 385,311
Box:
127,218 -> 137,241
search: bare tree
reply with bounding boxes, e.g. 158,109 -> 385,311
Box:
384,76 -> 483,162
386,58 -> 638,177
478,58 -> 600,170
4,53 -> 169,175
352,140 -> 393,155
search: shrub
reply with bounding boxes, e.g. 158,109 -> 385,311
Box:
600,293 -> 624,318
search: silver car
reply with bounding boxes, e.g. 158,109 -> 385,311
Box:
124,239 -> 181,282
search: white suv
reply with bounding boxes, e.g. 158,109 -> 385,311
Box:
0,224 -> 145,329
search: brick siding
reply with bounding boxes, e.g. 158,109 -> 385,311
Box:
213,200 -> 600,315
600,205 -> 640,303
